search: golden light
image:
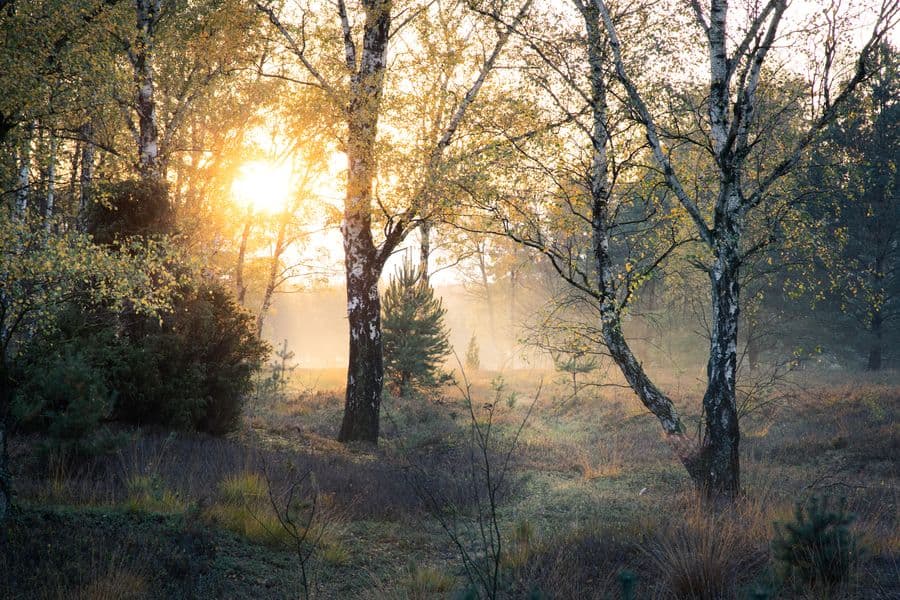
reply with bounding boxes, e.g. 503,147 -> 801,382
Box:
231,160 -> 294,214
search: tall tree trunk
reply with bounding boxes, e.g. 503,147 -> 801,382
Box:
78,121 -> 94,232
580,0 -> 701,482
508,252 -> 519,367
134,0 -> 161,181
44,131 -> 57,233
256,213 -> 289,338
477,242 -> 499,364
866,254 -> 885,371
68,138 -> 81,213
236,217 -> 252,305
699,228 -> 742,497
339,267 -> 383,442
337,0 -> 391,444
14,123 -> 33,219
867,314 -> 883,371
419,220 -> 431,284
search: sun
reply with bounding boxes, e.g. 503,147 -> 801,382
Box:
231,160 -> 294,214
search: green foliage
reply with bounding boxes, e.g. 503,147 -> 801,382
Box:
87,179 -> 175,243
0,213 -> 180,353
382,259 -> 452,396
12,344 -> 122,458
490,376 -> 518,409
14,281 -> 268,438
772,496 -> 859,589
113,283 -> 270,435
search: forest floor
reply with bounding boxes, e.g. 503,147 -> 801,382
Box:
1,368 -> 897,599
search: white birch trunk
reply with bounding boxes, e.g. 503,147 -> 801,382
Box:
134,0 -> 162,180
44,132 -> 57,234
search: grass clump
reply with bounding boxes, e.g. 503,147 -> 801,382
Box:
77,569 -> 148,600
124,474 -> 185,514
203,472 -> 288,547
402,564 -> 456,598
641,494 -> 770,600
503,519 -> 537,569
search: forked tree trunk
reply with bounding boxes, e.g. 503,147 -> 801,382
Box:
255,0 -> 524,440
336,0 -> 391,443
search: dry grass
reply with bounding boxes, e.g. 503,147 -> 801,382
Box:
641,493 -> 773,599
75,569 -> 147,600
123,474 -> 186,514
400,565 -> 456,599
6,368 -> 898,599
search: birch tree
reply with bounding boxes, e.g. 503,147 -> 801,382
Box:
257,0 -> 532,442
467,0 -> 703,476
589,0 -> 898,495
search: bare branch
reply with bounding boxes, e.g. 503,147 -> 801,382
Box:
255,1 -> 345,109
593,0 -> 714,246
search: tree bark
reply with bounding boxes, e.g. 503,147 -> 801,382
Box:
477,242 -> 499,360
133,0 -> 162,181
14,122 -> 33,219
44,131 -> 57,233
578,0 -> 702,481
866,254 -> 885,371
78,121 -> 94,231
336,0 -> 391,443
339,269 -> 383,442
419,220 -> 431,284
867,309 -> 883,371
699,223 -> 742,496
256,212 -> 289,339
236,217 -> 252,305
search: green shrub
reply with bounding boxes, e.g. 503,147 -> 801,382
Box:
113,283 -> 270,434
15,282 -> 268,439
382,259 -> 452,397
772,495 -> 859,589
12,334 -> 122,458
86,178 -> 173,243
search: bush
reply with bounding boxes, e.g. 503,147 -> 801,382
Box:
14,282 -> 268,439
12,326 -> 123,458
114,283 -> 270,434
772,495 -> 859,589
86,178 -> 174,243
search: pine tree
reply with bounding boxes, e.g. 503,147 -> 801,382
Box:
382,259 -> 451,397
